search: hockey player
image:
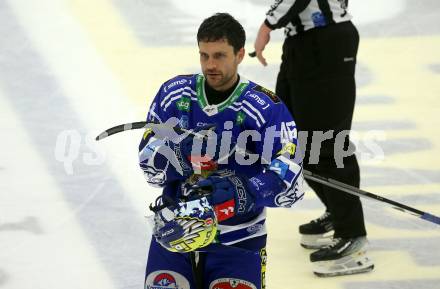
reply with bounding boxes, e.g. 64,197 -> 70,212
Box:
138,13 -> 304,289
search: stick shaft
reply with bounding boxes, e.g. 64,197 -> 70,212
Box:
303,170 -> 440,225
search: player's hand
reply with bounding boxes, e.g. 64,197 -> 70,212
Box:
253,22 -> 272,66
139,136 -> 193,186
167,123 -> 216,171
139,124 -> 216,186
192,175 -> 256,222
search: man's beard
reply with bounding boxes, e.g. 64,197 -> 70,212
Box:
205,71 -> 233,90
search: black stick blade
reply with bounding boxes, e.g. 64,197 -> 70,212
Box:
95,121 -> 148,141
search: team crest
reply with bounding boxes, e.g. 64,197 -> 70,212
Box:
145,270 -> 190,289
209,278 -> 257,289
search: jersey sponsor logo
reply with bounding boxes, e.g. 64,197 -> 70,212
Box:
164,78 -> 189,92
204,105 -> 218,116
230,176 -> 248,213
246,223 -> 263,235
249,177 -> 264,191
145,270 -> 190,289
269,159 -> 288,179
209,278 -> 257,289
174,143 -> 192,174
197,121 -> 210,127
214,199 -> 235,222
260,248 -> 267,289
176,97 -> 191,112
252,85 -> 280,104
235,111 -> 246,125
246,92 -> 267,106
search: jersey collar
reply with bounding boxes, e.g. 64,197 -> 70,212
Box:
196,74 -> 249,116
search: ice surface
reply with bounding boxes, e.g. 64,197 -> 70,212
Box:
0,1 -> 439,288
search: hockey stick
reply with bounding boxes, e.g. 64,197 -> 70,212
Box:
97,121 -> 188,140
96,121 -> 440,226
302,170 -> 440,225
96,121 -> 147,140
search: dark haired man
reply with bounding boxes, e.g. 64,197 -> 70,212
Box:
139,13 -> 304,289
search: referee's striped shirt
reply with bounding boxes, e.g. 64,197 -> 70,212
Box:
265,0 -> 352,36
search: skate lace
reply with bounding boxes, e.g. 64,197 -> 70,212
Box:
312,211 -> 331,224
324,237 -> 343,249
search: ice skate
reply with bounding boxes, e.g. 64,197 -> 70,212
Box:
299,212 -> 334,249
310,237 -> 374,277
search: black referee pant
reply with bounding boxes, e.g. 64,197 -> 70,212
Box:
276,21 -> 366,238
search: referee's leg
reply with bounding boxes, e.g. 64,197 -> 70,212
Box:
290,21 -> 367,238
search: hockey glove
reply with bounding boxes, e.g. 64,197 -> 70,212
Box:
139,136 -> 193,186
139,124 -> 216,186
192,175 -> 257,222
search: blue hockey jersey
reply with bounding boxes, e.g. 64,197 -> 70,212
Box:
140,73 -> 304,245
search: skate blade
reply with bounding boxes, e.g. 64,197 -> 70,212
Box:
314,264 -> 374,277
300,231 -> 334,249
312,251 -> 374,277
